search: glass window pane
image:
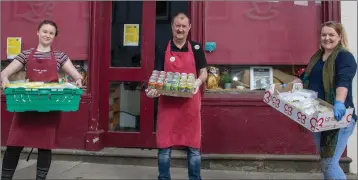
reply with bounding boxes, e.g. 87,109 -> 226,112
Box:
111,1 -> 143,68
109,81 -> 141,132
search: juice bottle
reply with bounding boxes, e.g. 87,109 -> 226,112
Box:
155,79 -> 164,90
148,79 -> 156,90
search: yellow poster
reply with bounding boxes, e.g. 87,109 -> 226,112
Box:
123,24 -> 139,46
7,37 -> 22,59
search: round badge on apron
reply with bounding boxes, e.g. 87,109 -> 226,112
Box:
170,56 -> 176,62
194,45 -> 200,50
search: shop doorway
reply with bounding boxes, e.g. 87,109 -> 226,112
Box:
100,1 -> 189,148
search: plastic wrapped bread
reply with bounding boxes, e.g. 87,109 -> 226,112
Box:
278,90 -> 331,116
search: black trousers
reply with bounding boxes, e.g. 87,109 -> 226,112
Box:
1,146 -> 52,180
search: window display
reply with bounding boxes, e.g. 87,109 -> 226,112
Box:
205,65 -> 305,93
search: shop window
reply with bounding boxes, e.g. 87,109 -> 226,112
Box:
203,1 -> 321,94
205,64 -> 305,93
59,60 -> 88,89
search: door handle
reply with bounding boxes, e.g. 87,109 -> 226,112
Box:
140,81 -> 146,92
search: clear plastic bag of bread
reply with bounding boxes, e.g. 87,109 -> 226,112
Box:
207,66 -> 220,89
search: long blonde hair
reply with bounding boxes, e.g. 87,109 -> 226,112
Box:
321,21 -> 349,51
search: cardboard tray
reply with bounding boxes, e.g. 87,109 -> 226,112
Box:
157,90 -> 193,98
263,83 -> 353,132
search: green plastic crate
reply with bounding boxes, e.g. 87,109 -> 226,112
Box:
4,87 -> 83,112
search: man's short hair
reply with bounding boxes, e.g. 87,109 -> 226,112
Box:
171,12 -> 191,24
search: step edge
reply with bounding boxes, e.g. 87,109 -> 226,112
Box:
1,147 -> 352,163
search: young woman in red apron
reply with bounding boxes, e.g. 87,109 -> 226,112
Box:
1,20 -> 83,180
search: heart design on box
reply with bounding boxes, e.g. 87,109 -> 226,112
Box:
346,114 -> 352,123
297,112 -> 306,124
272,97 -> 280,108
284,104 -> 292,116
310,117 -> 324,131
263,91 -> 271,103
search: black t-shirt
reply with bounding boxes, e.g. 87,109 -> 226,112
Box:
154,40 -> 208,74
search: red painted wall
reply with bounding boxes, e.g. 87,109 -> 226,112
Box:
0,1 -> 90,60
200,94 -> 317,154
204,1 -> 321,65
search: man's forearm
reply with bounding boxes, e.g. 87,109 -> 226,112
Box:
197,68 -> 207,84
336,87 -> 348,103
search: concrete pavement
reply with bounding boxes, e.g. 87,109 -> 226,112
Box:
3,160 -> 357,179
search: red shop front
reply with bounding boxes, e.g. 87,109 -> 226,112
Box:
1,1 -> 343,156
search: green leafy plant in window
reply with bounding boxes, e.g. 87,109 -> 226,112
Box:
220,71 -> 232,89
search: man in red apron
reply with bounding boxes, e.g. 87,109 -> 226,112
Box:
147,12 -> 208,180
1,20 -> 83,180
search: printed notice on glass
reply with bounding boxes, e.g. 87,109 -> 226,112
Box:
7,37 -> 22,59
250,66 -> 273,90
123,24 -> 139,46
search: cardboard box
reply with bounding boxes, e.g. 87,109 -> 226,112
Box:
263,83 -> 353,132
157,90 -> 193,98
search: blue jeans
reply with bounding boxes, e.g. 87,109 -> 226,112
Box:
158,147 -> 202,180
312,120 -> 356,180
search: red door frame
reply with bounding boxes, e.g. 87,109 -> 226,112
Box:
99,1 -> 156,148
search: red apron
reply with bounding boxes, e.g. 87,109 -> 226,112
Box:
156,41 -> 202,149
6,48 -> 61,149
